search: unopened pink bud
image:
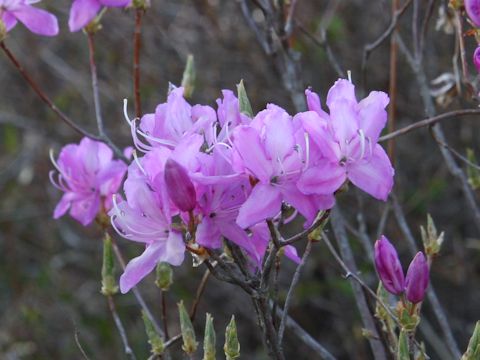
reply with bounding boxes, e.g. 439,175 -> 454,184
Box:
374,236 -> 405,295
405,252 -> 429,304
164,158 -> 196,212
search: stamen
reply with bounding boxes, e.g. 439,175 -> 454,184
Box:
123,99 -> 133,126
347,70 -> 352,83
132,150 -> 147,176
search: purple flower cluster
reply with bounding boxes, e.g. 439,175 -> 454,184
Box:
107,79 -> 394,293
374,236 -> 429,304
51,79 -> 394,293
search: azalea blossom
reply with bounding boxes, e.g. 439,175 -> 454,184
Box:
50,137 -> 127,226
68,0 -> 130,32
232,103 -> 334,229
110,148 -> 185,293
297,79 -> 394,201
0,0 -> 58,36
134,87 -> 217,151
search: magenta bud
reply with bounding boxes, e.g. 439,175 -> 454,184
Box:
164,158 -> 196,212
405,252 -> 429,304
374,236 -> 405,295
465,0 -> 480,27
305,89 -> 322,113
474,46 -> 480,73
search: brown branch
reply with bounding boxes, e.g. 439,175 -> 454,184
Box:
0,41 -> 99,140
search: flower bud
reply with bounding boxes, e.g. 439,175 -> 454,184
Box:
224,315 -> 240,360
374,236 -> 405,295
142,311 -> 165,355
474,46 -> 480,73
178,301 -> 198,355
465,0 -> 480,27
181,54 -> 196,99
405,252 -> 429,304
164,158 -> 196,212
101,233 -> 119,296
155,262 -> 173,291
236,79 -> 253,118
203,313 -> 216,360
462,321 -> 480,360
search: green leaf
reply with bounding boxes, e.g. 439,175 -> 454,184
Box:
224,315 -> 240,360
203,313 -> 216,360
236,80 -> 253,118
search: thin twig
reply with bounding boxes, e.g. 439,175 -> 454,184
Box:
277,239 -> 313,345
107,295 -> 137,360
378,108 -> 480,142
0,41 -> 99,139
133,9 -> 144,118
189,269 -> 211,319
86,32 -> 128,163
74,324 -> 92,360
281,210 -> 330,246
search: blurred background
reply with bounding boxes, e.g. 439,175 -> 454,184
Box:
0,0 -> 479,359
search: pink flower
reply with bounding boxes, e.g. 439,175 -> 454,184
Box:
0,0 -> 58,36
231,104 -> 334,229
134,87 -> 217,151
68,0 -> 130,32
110,148 -> 185,293
50,137 -> 127,226
297,79 -> 394,201
164,158 -> 197,212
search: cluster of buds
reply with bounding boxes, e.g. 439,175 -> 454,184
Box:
374,236 -> 430,305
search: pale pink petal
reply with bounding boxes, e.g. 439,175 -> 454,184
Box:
263,108 -> 295,163
196,217 -> 222,249
284,245 -> 301,264
347,144 -> 394,201
232,126 -> 273,183
69,194 -> 100,226
119,241 -> 165,293
236,184 -> 282,228
221,223 -> 258,259
281,183 -> 332,227
326,78 -> 357,108
159,231 -> 185,266
2,12 -> 18,31
297,160 -> 346,195
53,193 -> 72,219
328,99 -> 358,144
358,91 -> 389,142
305,89 -> 329,119
13,5 -> 59,36
99,0 -> 130,6
68,0 -> 101,32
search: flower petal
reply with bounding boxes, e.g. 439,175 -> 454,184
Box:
68,0 -> 101,32
347,144 -> 394,200
358,91 -> 389,142
99,0 -> 130,6
119,241 -> 165,293
328,99 -> 359,144
196,217 -> 222,249
2,12 -> 18,32
297,160 -> 346,195
326,79 -> 357,108
236,184 -> 282,228
13,5 -> 59,36
69,194 -> 100,226
232,126 -> 273,183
